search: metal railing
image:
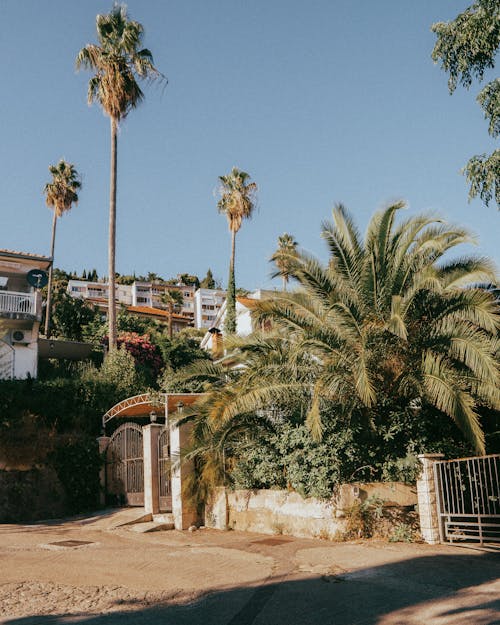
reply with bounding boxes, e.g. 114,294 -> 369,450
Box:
0,291 -> 36,316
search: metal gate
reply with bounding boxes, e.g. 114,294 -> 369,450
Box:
158,427 -> 172,512
0,340 -> 14,380
434,454 -> 500,544
106,423 -> 144,506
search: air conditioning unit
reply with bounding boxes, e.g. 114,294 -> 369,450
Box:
11,329 -> 31,344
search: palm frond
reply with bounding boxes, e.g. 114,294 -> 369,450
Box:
422,351 -> 485,454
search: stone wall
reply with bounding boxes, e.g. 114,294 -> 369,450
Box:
205,482 -> 417,540
0,467 -> 67,523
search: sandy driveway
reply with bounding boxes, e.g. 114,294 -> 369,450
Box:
0,509 -> 498,624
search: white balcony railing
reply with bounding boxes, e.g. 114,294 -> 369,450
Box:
0,291 -> 37,316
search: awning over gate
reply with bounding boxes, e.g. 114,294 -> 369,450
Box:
102,392 -> 205,429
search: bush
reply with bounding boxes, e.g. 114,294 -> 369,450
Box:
48,436 -> 101,514
231,418 -> 361,498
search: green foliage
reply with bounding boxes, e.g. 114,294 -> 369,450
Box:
200,268 -> 216,289
48,436 -> 101,514
178,273 -> 200,288
431,0 -> 499,93
271,233 -> 299,290
51,292 -> 100,341
343,495 -> 385,540
464,150 -> 500,206
432,0 -> 500,207
0,348 -> 146,449
228,401 -> 474,498
231,419 -> 359,499
88,347 -> 146,398
157,333 -> 209,373
380,453 -> 421,484
389,523 -> 417,543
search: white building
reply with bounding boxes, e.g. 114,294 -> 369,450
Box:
193,288 -> 226,329
67,279 -> 224,330
68,279 -> 133,310
0,249 -> 52,379
200,290 -> 275,352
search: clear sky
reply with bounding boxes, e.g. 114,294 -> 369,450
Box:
1,0 -> 498,290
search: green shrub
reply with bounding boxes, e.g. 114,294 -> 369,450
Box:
389,522 -> 416,543
48,436 -> 102,514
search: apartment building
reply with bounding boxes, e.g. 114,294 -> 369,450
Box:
194,288 -> 226,329
68,280 -> 133,311
67,279 -> 224,330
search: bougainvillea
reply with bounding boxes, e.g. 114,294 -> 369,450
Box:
115,332 -> 164,378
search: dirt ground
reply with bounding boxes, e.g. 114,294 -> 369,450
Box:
0,508 -> 498,625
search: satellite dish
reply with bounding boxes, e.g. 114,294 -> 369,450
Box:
27,269 -> 48,289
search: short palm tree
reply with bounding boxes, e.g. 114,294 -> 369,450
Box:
43,160 -> 81,337
193,203 -> 499,455
161,289 -> 184,339
218,168 -> 257,334
76,4 -> 164,351
271,232 -> 298,291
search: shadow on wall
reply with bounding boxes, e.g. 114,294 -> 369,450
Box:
4,551 -> 500,625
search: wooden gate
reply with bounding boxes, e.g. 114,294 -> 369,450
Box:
434,454 -> 500,544
106,423 -> 144,506
158,427 -> 172,512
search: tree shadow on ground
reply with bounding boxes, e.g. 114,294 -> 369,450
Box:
4,551 -> 500,625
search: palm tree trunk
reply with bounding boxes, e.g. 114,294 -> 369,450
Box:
44,211 -> 58,337
224,229 -> 237,334
168,302 -> 173,339
108,117 -> 118,351
282,276 -> 287,292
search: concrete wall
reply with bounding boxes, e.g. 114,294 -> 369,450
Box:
205,482 -> 417,540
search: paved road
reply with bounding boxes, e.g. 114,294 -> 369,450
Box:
0,509 -> 499,624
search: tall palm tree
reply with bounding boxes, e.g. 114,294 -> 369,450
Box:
76,4 -> 164,351
161,288 -> 184,339
43,160 -> 81,337
218,167 -> 257,334
271,232 -> 298,291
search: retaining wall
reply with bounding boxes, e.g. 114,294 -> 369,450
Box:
205,482 -> 417,540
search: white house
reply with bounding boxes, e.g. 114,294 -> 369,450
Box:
200,290 -> 277,353
0,249 -> 52,379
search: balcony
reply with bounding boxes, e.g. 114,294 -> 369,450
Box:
0,291 -> 39,320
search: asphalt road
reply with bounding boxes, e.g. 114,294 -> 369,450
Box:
0,509 -> 499,625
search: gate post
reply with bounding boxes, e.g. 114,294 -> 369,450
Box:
417,453 -> 444,544
170,421 -> 198,530
143,424 -> 162,515
96,435 -> 110,506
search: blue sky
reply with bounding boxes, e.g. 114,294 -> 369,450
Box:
1,1 -> 498,290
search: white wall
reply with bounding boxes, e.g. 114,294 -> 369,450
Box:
13,342 -> 38,379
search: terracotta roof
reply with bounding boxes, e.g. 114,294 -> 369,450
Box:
236,296 -> 259,308
127,305 -> 190,321
0,249 -> 52,269
0,249 -> 52,262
